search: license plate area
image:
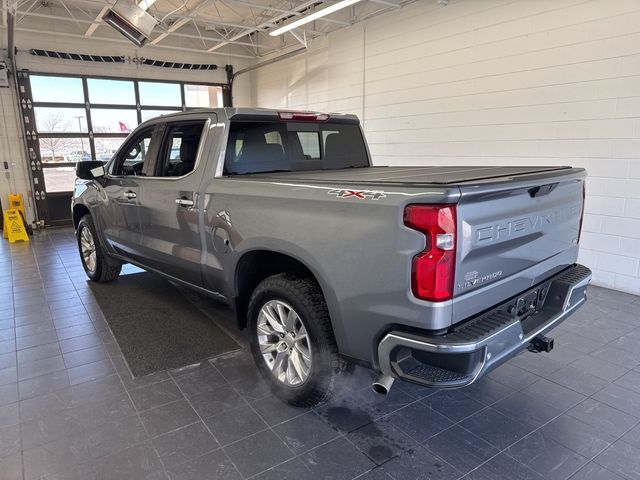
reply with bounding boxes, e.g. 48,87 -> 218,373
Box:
516,289 -> 540,321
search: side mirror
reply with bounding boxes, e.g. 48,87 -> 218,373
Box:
76,160 -> 106,180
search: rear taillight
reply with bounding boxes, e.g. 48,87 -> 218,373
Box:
578,182 -> 586,243
404,204 -> 457,302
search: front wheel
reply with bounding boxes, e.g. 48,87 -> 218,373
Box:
77,214 -> 122,282
248,273 -> 345,407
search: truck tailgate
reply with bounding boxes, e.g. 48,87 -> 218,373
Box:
454,168 -> 585,300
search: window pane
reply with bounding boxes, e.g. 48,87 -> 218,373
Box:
43,166 -> 77,192
95,137 -> 126,162
184,85 -> 223,108
157,122 -> 205,177
111,129 -> 154,176
39,138 -> 90,163
87,78 -> 135,105
91,109 -> 137,133
139,82 -> 181,106
35,107 -> 88,133
141,109 -> 180,122
296,132 -> 320,159
30,75 -> 84,103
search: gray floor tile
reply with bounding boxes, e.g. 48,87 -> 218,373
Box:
423,424 -> 499,476
167,449 -> 241,480
459,407 -> 535,450
67,358 -> 114,385
17,354 -> 66,381
569,462 -> 626,480
380,444 -> 458,480
460,376 -> 516,406
0,452 -> 23,480
188,384 -> 244,419
486,363 -> 542,391
520,378 -> 587,411
383,400 -> 453,443
298,436 -> 376,480
139,399 -> 201,437
250,457 -> 320,480
592,384 -> 640,417
251,393 -> 309,426
0,383 -> 18,406
547,365 -> 609,396
172,365 -> 227,397
0,424 -> 21,459
16,341 -> 61,364
273,410 -> 340,455
348,417 -> 418,465
540,414 -> 615,458
0,365 -> 17,386
594,441 -> 640,480
492,391 -> 564,428
224,428 -> 295,477
619,423 -> 640,450
203,404 -> 268,446
152,421 -> 220,470
129,379 -> 184,412
566,398 -> 640,438
62,344 -> 107,368
421,388 -> 486,423
465,452 -> 546,480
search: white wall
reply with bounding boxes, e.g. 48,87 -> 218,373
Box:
249,0 -> 640,295
0,29 -> 251,224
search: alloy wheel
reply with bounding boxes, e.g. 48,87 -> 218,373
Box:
80,226 -> 97,273
256,300 -> 312,386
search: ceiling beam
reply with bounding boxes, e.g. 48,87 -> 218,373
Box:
368,0 -> 401,7
149,0 -> 212,45
12,25 -> 257,57
13,9 -> 269,48
207,0 -> 322,53
84,4 -> 109,36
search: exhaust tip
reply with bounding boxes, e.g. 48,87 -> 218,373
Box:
372,375 -> 394,395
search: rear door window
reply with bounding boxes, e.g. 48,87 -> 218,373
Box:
224,121 -> 368,175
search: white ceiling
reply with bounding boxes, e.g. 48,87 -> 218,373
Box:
2,0 -> 417,59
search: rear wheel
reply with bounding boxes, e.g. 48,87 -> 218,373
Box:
77,214 -> 121,282
248,273 -> 345,407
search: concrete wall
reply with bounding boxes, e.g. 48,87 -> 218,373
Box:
249,0 -> 640,295
0,29 -> 251,224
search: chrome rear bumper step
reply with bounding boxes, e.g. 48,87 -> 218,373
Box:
377,264 -> 592,389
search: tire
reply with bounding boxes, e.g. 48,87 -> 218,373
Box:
248,273 -> 345,407
77,214 -> 122,282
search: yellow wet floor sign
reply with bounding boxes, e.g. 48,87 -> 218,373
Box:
3,209 -> 29,243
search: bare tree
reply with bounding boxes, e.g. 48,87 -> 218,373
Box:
39,112 -> 73,162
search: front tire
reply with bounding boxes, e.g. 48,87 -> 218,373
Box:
248,273 -> 345,407
77,214 -> 121,282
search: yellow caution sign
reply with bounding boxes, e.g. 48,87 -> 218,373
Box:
8,193 -> 26,220
3,209 -> 29,243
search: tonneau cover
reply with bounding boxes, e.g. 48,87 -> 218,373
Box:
243,166 -> 573,186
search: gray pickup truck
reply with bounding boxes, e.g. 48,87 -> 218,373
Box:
72,108 -> 591,406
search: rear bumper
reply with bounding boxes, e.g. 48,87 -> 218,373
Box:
377,264 -> 592,388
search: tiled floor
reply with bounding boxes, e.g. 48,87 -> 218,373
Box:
1,229 -> 640,480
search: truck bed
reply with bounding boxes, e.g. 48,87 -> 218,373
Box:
239,165 -> 574,186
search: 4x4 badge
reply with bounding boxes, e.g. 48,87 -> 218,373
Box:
328,189 -> 386,200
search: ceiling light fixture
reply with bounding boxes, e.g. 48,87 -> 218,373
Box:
269,0 -> 364,36
138,0 -> 156,11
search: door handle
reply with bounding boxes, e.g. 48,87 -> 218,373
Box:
175,197 -> 194,207
123,191 -> 137,199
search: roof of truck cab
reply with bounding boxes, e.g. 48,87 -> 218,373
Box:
137,108 -> 360,124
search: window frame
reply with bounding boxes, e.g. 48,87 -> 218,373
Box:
106,125 -> 161,178
151,118 -> 210,180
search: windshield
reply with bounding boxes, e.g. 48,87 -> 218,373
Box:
224,120 -> 369,175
